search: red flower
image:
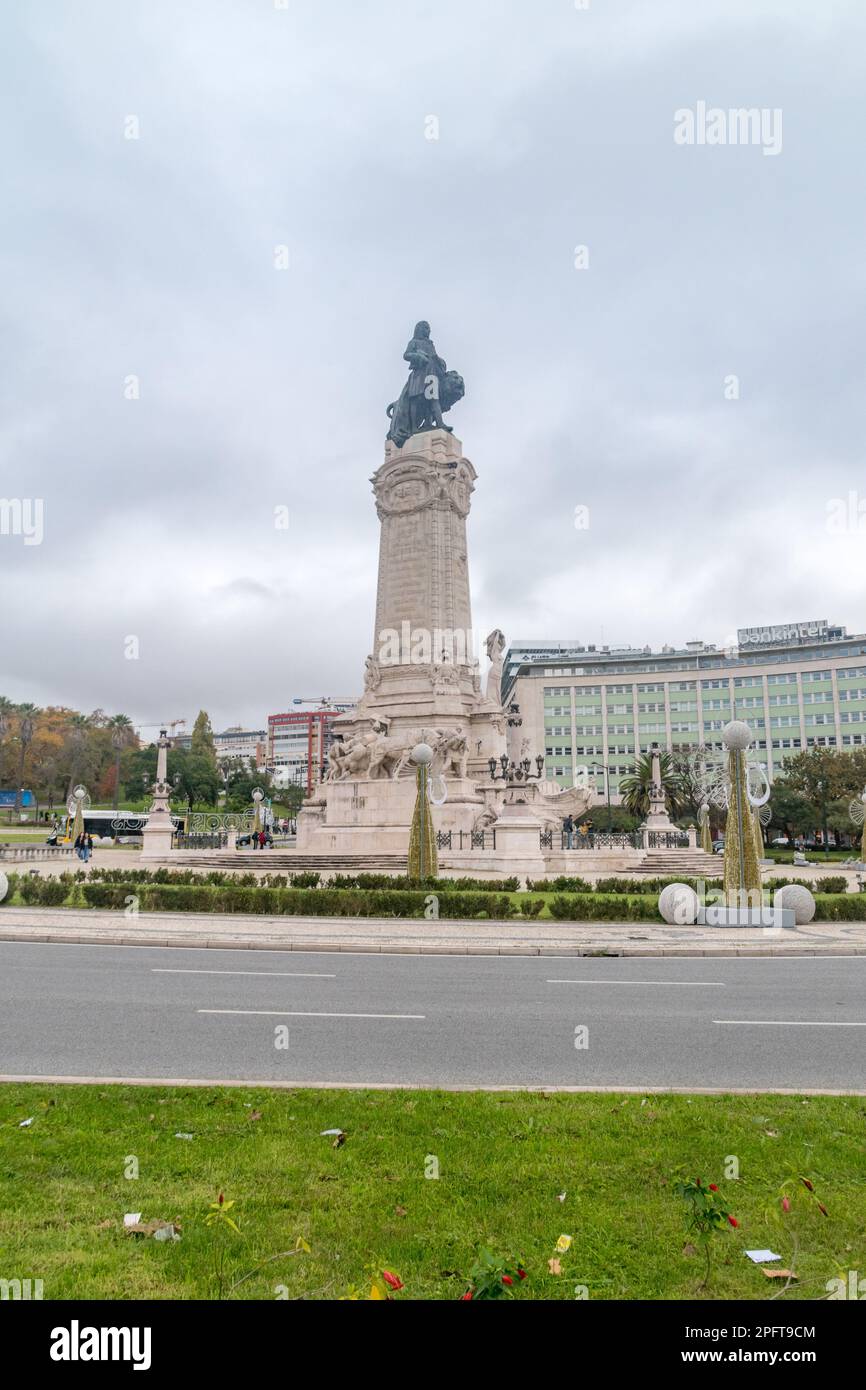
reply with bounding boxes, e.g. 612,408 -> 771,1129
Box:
460,1290 -> 473,1301
517,1268 -> 527,1280
501,1275 -> 513,1286
709,1184 -> 718,1192
800,1177 -> 814,1192
381,1270 -> 404,1291
781,1195 -> 791,1213
728,1216 -> 739,1228
218,1192 -> 224,1206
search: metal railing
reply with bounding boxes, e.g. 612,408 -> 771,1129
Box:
177,833 -> 227,850
647,831 -> 689,849
436,829 -> 496,851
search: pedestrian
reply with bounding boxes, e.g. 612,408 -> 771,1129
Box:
258,828 -> 267,850
563,814 -> 574,850
84,832 -> 93,862
74,831 -> 85,860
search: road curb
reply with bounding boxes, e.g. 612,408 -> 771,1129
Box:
1,926 -> 865,957
1,1074 -> 865,1096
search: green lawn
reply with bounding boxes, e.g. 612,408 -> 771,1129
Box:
0,1085 -> 862,1301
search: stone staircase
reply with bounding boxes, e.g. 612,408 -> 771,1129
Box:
163,851 -> 408,874
631,848 -> 720,877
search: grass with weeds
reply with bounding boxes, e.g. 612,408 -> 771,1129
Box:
1,1085 -> 863,1300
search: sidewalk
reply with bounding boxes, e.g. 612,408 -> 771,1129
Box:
1,906 -> 865,955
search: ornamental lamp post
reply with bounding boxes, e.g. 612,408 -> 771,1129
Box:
409,742 -> 436,881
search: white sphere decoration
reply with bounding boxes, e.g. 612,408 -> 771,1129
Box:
722,720 -> 753,751
658,882 -> 700,925
773,884 -> 816,924
0,870 -> 8,903
410,742 -> 434,766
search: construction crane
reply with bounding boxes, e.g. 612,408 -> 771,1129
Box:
291,697 -> 355,710
134,718 -> 187,740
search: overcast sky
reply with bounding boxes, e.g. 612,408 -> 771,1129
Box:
1,0 -> 864,735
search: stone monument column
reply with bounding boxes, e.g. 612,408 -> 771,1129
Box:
141,729 -> 176,860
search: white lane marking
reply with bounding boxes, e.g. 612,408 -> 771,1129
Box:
198,1008 -> 425,1020
547,979 -> 726,987
152,968 -> 335,978
714,1019 -> 866,1027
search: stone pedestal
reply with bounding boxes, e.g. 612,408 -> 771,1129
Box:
141,729 -> 176,861
296,429 -> 507,857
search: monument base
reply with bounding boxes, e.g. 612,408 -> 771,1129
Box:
297,773 -> 487,857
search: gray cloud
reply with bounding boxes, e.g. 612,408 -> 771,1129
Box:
1,0 -> 863,731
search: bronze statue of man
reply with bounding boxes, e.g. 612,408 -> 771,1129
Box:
386,321 -> 465,448
403,321 -> 448,434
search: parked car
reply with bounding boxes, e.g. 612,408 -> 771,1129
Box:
712,839 -> 725,854
770,836 -> 790,845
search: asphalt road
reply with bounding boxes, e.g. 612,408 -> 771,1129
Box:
1,941 -> 864,1090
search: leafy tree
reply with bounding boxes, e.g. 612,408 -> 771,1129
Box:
783,747 -> 859,853
224,767 -> 275,812
190,711 -> 217,767
172,752 -> 222,811
106,713 -> 136,811
10,703 -> 37,820
767,778 -> 814,844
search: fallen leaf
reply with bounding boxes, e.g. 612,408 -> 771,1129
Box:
762,1269 -> 797,1280
548,1258 -> 562,1275
124,1219 -> 181,1240
96,1219 -> 114,1230
249,1110 -> 263,1122
395,1205 -> 408,1217
682,1242 -> 698,1257
764,1130 -> 780,1138
332,1133 -> 347,1149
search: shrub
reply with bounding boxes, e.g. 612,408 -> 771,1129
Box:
813,894 -> 866,921
38,878 -> 71,906
548,893 -> 661,922
518,897 -> 544,918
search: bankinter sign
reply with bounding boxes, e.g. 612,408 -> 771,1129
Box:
737,620 -> 829,647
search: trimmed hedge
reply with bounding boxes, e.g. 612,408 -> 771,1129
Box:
549,893 -> 661,922
813,894 -> 866,921
4,872 -> 865,922
765,875 -> 848,895
79,882 -> 516,919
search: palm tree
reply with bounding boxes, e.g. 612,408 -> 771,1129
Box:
107,714 -> 135,812
0,696 -> 14,741
619,749 -> 685,819
12,703 -> 38,822
65,712 -> 93,798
